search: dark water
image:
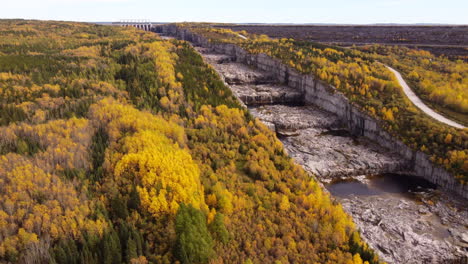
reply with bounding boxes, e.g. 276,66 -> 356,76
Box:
327,174 -> 437,198
321,129 -> 352,137
326,180 -> 382,197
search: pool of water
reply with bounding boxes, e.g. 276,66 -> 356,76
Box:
326,173 -> 437,198
327,174 -> 452,241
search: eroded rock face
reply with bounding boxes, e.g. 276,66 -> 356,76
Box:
251,105 -> 406,179
199,47 -> 275,85
214,62 -> 274,85
199,52 -> 233,64
340,190 -> 468,264
250,104 -> 332,130
233,84 -> 303,106
198,47 -> 303,106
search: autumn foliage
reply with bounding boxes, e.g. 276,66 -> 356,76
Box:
183,23 -> 467,184
0,20 -> 379,264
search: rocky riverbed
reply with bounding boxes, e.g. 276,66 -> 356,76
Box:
250,105 -> 405,179
329,175 -> 468,263
194,46 -> 468,264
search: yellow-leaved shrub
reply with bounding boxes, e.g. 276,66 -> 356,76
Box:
89,98 -> 206,216
115,130 -> 206,215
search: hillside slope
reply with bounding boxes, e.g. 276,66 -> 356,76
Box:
0,20 -> 378,264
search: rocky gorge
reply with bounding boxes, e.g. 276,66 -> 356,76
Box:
157,26 -> 468,263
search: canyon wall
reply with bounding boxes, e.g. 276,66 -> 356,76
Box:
159,25 -> 468,199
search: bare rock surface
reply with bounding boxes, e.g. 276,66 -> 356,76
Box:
217,62 -> 272,84
339,188 -> 468,264
232,84 -> 303,105
199,52 -> 233,64
250,105 -> 405,178
249,104 -> 333,130
197,47 -> 274,85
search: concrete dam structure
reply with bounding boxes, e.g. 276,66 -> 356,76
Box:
113,19 -> 153,31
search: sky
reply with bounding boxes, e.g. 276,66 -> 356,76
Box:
1,0 -> 467,24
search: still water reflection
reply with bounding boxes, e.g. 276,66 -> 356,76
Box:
327,174 -> 437,198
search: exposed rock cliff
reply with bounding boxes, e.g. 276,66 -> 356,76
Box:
250,105 -> 406,178
200,48 -> 303,106
159,24 -> 467,200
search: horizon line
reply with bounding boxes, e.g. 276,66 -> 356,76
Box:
1,18 -> 468,26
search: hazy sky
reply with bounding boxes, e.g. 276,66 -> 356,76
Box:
1,0 -> 467,24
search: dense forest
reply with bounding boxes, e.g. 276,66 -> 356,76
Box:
358,45 -> 467,126
0,20 -> 378,263
180,24 -> 468,184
